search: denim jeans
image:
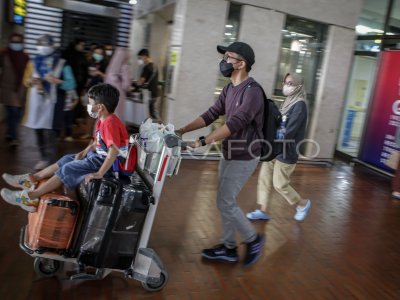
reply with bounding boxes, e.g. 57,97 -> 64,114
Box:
55,152 -> 112,190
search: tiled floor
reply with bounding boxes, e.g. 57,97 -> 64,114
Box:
0,126 -> 400,299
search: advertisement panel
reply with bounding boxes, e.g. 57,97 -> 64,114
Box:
359,51 -> 400,172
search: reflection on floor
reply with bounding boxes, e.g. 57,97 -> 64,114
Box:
0,126 -> 400,300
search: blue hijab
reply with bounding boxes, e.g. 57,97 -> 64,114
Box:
34,49 -> 61,93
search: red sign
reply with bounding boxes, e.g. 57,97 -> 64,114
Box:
360,51 -> 400,172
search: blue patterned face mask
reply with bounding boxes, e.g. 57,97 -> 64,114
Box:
92,53 -> 104,62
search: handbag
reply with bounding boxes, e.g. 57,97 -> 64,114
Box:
386,151 -> 400,169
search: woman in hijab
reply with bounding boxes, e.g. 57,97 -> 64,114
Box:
247,72 -> 311,222
0,33 -> 29,146
104,47 -> 131,120
23,34 -> 76,170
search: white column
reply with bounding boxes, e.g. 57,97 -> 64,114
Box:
307,25 -> 356,160
129,17 -> 147,77
166,0 -> 228,139
238,5 -> 285,96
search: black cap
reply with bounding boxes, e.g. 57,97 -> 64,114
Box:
217,42 -> 255,67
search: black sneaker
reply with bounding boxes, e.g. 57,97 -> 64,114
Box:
201,244 -> 239,262
243,234 -> 266,266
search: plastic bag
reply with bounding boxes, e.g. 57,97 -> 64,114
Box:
139,119 -> 177,153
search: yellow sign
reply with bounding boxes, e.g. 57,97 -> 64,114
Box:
170,51 -> 178,66
14,6 -> 27,17
10,0 -> 27,24
15,0 -> 26,7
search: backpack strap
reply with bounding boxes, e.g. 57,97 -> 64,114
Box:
97,130 -> 126,164
238,81 -> 267,141
239,81 -> 268,105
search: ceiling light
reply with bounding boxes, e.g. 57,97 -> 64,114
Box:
356,25 -> 384,34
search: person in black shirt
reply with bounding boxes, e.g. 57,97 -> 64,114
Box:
137,49 -> 160,122
63,39 -> 88,97
62,39 -> 89,121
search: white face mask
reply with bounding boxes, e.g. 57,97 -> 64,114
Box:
105,50 -> 113,56
37,45 -> 54,56
87,104 -> 99,119
137,59 -> 144,65
283,85 -> 297,96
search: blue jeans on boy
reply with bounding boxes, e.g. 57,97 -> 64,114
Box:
55,151 -> 112,190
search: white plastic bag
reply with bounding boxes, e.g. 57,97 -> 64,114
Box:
139,118 -> 164,153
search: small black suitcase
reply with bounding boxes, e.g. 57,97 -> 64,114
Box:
78,174 -> 152,269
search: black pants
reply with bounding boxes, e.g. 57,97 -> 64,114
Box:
64,110 -> 74,137
35,129 -> 57,163
5,106 -> 22,140
149,97 -> 160,120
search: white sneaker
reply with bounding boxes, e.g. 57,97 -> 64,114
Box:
0,188 -> 39,212
2,173 -> 36,191
34,160 -> 49,170
294,199 -> 311,221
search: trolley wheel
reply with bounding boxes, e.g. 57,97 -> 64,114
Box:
33,258 -> 63,277
141,270 -> 168,292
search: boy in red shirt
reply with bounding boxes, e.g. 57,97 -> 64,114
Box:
1,83 -> 129,212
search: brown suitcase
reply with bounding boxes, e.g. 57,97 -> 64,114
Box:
27,193 -> 79,251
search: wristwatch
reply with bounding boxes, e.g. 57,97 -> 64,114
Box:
199,136 -> 206,146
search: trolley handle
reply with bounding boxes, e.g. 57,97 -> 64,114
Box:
163,134 -> 187,150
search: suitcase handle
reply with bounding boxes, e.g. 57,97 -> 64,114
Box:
47,199 -> 79,216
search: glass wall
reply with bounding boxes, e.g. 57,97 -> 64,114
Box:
273,16 -> 327,131
356,0 -> 389,35
384,0 -> 400,49
337,0 -> 400,157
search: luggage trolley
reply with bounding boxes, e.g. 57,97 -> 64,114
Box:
19,133 -> 185,292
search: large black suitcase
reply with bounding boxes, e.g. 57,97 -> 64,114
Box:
77,174 -> 152,270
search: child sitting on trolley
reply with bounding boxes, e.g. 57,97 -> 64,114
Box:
1,83 -> 129,212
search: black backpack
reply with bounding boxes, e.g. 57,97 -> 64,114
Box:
238,82 -> 282,161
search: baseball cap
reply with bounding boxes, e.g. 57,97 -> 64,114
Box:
217,42 -> 255,67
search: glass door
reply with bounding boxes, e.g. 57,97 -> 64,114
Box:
273,16 -> 328,131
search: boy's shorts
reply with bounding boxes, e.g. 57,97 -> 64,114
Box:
55,151 -> 112,190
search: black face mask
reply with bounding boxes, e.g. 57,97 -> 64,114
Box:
219,60 -> 234,77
